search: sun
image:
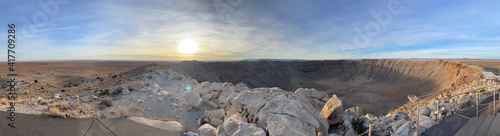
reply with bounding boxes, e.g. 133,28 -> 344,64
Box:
178,39 -> 198,54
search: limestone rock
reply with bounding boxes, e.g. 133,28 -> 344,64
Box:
394,121 -> 411,136
183,91 -> 202,108
418,115 -> 436,129
218,87 -> 235,105
223,118 -> 266,136
295,88 -> 328,100
225,88 -> 329,136
428,102 -> 438,111
121,86 -> 130,94
130,81 -> 144,91
208,109 -> 225,120
202,94 -> 212,101
199,124 -> 216,136
419,107 -> 431,116
210,118 -> 224,127
197,82 -> 213,96
319,95 -> 344,126
211,82 -> 223,91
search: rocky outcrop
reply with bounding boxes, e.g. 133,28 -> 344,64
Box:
167,60 -> 483,115
224,88 -> 329,136
198,124 -> 216,136
320,95 -> 344,126
223,118 -> 266,136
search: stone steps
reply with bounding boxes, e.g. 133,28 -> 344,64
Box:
454,116 -> 485,136
455,112 -> 500,136
487,112 -> 500,136
474,114 -> 494,136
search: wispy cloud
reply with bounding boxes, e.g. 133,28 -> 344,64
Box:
0,0 -> 499,61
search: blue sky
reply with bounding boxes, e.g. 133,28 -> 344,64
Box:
1,0 -> 499,61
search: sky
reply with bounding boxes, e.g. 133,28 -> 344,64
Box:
1,0 -> 500,61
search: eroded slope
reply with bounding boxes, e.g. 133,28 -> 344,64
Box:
166,59 -> 482,115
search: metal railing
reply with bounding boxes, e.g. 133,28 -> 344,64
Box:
356,81 -> 499,136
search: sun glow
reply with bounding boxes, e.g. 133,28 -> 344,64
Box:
178,39 -> 198,54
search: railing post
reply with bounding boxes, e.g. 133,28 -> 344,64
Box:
368,123 -> 372,136
417,105 -> 419,136
494,88 -> 496,116
476,92 -> 479,118
436,100 -> 439,122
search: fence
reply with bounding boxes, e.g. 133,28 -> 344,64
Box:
356,79 -> 499,136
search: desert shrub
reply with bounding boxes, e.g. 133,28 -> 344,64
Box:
105,89 -> 111,95
41,87 -> 44,89
120,109 -> 131,117
34,80 -> 38,83
48,104 -> 66,118
74,84 -> 79,87
99,98 -> 113,108
352,118 -> 368,135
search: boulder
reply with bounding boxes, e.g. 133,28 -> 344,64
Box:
223,118 -> 266,136
234,83 -> 249,92
295,88 -> 328,100
211,82 -> 223,91
202,94 -> 213,101
393,111 -> 408,120
418,115 -> 436,129
430,112 -> 444,122
197,82 -> 213,96
394,121 -> 411,136
199,124 -> 216,136
130,81 -> 145,91
210,118 -> 224,127
183,91 -> 202,108
121,86 -> 130,94
225,88 -> 329,136
319,95 -> 344,126
208,109 -> 225,120
419,107 -> 431,116
205,100 -> 219,108
391,119 -> 406,132
308,98 -> 326,112
127,117 -> 182,132
428,102 -> 438,111
218,87 -> 235,105
216,126 -> 225,136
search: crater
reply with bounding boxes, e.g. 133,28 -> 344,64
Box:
167,59 -> 483,115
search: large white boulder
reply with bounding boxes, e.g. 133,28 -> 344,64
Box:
225,87 -> 329,136
418,115 -> 436,129
218,87 -> 235,105
394,121 -> 411,136
199,124 -> 216,136
319,95 -> 344,126
183,91 -> 203,108
211,82 -> 223,91
295,88 -> 328,100
196,82 -> 213,96
128,117 -> 182,132
223,118 -> 266,136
